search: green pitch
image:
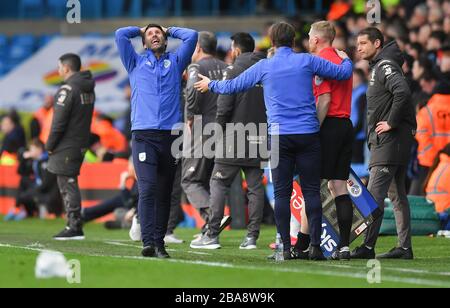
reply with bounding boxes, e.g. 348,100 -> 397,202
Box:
0,217 -> 449,288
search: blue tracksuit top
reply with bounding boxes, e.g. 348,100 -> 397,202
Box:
209,47 -> 353,135
115,26 -> 198,131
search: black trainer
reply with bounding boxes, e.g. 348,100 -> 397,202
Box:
351,245 -> 376,259
283,248 -> 297,261
377,247 -> 414,260
142,246 -> 156,258
292,247 -> 309,260
53,227 -> 85,241
155,246 -> 171,259
330,249 -> 351,261
309,246 -> 326,261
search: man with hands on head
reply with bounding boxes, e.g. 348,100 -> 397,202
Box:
115,23 -> 198,259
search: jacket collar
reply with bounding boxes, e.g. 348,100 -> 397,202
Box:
274,46 -> 293,56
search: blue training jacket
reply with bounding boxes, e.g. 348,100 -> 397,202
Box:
115,26 -> 198,131
209,47 -> 353,135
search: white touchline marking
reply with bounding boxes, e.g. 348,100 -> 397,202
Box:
1,243 -> 449,287
322,263 -> 450,277
104,241 -> 212,256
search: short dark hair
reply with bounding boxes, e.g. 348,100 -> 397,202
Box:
358,27 -> 385,48
421,70 -> 438,82
269,22 -> 296,48
230,32 -> 255,54
59,53 -> 82,72
198,32 -> 217,55
142,23 -> 168,46
430,31 -> 446,44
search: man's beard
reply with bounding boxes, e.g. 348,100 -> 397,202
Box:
150,43 -> 166,55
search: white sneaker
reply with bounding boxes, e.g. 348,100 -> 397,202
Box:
164,234 -> 184,244
129,215 -> 141,242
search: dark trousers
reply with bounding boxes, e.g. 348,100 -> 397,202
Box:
408,165 -> 430,196
364,165 -> 412,249
271,134 -> 322,249
132,130 -> 177,248
208,163 -> 265,239
181,157 -> 215,210
57,175 -> 82,230
167,162 -> 185,235
82,195 -> 124,223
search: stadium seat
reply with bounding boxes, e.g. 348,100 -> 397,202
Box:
0,1 -> 20,19
19,0 -> 45,19
8,44 -> 34,63
11,34 -> 36,51
46,0 -> 67,19
38,34 -> 59,48
226,0 -> 257,15
143,0 -> 171,17
104,0 -> 125,18
0,35 -> 8,49
128,0 -> 143,18
80,0 -> 103,19
191,0 -> 223,16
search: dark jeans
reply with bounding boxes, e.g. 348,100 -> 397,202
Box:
271,133 -> 322,249
132,130 -> 177,248
57,175 -> 82,230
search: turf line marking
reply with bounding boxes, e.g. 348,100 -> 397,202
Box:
321,262 -> 450,277
1,242 -> 449,287
88,253 -> 450,287
104,241 -> 212,256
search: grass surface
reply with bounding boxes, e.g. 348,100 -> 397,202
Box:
0,217 -> 449,288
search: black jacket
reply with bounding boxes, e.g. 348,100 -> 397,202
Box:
185,57 -> 228,125
46,71 -> 96,176
366,41 -> 417,167
215,52 -> 268,167
0,125 -> 26,157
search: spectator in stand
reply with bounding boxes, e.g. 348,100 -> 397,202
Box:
4,139 -> 63,221
91,114 -> 128,154
411,70 -> 450,196
0,111 -> 26,165
30,94 -> 54,144
425,144 -> 450,230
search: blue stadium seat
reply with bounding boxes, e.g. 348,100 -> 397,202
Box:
104,0 -> 125,18
38,34 -> 59,48
0,35 -> 8,49
11,34 -> 36,49
128,0 -> 143,18
80,0 -> 103,19
191,0 -> 213,16
8,44 -> 34,63
0,1 -> 20,19
143,0 -> 171,17
47,0 -> 67,19
19,0 -> 45,19
226,0 -> 257,15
